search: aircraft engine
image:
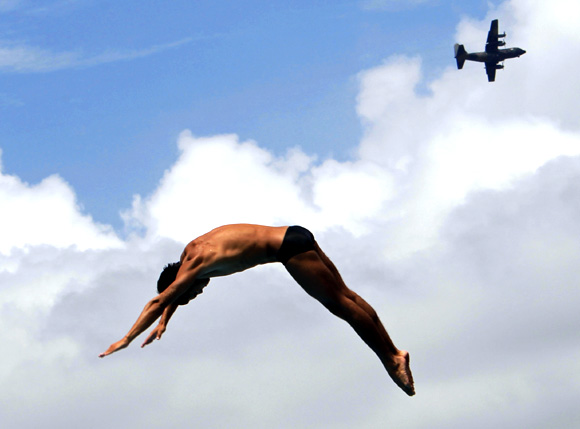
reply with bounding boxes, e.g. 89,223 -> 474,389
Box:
495,64 -> 504,70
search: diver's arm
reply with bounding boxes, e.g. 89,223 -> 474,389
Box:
141,303 -> 179,348
99,295 -> 167,357
99,270 -> 198,358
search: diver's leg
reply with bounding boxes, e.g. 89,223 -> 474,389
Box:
284,249 -> 415,396
312,242 -> 400,354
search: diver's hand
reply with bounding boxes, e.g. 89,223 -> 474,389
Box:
141,324 -> 166,348
99,337 -> 130,358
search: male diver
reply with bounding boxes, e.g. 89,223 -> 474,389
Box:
99,224 -> 415,396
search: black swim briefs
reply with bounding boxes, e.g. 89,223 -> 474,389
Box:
276,225 -> 316,264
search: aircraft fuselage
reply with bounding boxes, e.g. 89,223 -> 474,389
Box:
465,47 -> 526,63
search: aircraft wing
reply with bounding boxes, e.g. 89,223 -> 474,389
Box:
485,19 -> 500,52
485,62 -> 497,82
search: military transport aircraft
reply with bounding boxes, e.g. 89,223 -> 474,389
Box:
454,19 -> 526,82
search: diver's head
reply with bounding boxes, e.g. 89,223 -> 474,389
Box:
157,262 -> 209,305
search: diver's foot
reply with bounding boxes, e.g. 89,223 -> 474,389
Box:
387,350 -> 415,396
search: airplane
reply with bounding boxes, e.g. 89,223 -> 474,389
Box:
454,19 -> 526,82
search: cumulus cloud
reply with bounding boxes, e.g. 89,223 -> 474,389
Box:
452,0 -> 580,129
0,151 -> 121,255
123,131 -> 395,239
2,0 -> 580,427
354,2 -> 580,254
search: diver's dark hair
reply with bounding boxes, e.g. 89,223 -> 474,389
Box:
157,262 -> 181,294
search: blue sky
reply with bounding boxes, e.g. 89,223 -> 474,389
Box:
3,0 -> 580,428
1,0 -> 487,230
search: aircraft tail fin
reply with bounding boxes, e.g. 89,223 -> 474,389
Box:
454,44 -> 467,69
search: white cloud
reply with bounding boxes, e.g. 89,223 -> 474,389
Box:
354,6 -> 580,255
123,131 -> 395,239
452,0 -> 580,129
0,152 -> 121,255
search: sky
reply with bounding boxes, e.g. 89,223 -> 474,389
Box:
1,0 -> 580,427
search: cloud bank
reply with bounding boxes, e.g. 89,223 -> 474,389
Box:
1,0 -> 580,427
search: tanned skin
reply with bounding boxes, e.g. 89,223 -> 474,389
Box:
99,224 -> 414,396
